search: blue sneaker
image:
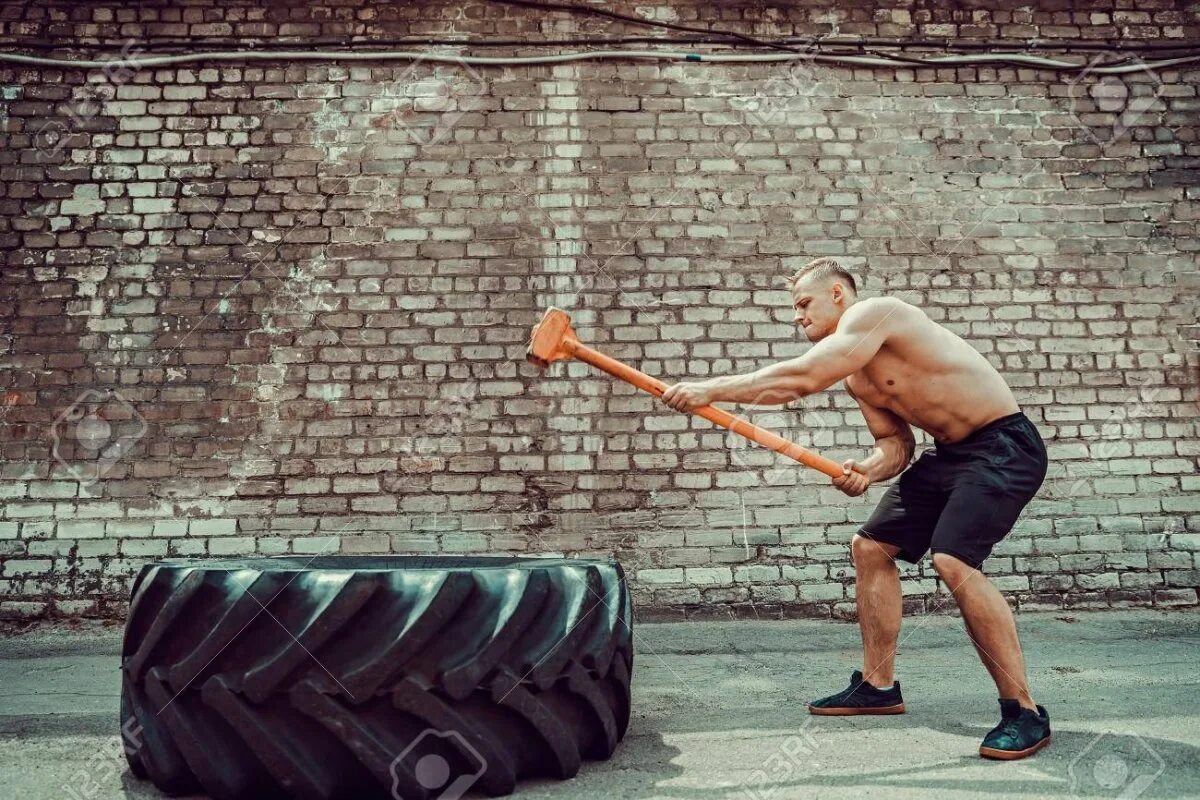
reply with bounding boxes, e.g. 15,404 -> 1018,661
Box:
979,699 -> 1051,759
808,670 -> 905,716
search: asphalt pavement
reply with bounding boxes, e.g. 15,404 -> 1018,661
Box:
1,610 -> 1197,799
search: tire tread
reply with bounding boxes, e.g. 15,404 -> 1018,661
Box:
121,557 -> 632,799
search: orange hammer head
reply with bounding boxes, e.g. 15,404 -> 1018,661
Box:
526,307 -> 577,368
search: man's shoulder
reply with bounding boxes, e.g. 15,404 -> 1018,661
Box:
843,296 -> 918,329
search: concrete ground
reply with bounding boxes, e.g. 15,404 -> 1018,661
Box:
1,610 -> 1197,800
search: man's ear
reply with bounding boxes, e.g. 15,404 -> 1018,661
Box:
830,282 -> 844,304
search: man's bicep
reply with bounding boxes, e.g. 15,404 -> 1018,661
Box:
797,325 -> 887,392
799,302 -> 900,391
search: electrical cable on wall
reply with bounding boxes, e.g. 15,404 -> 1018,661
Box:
1,49 -> 1198,72
1,0 -> 1197,71
3,35 -> 1198,54
487,0 -> 810,54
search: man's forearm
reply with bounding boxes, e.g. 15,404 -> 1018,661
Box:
857,435 -> 914,482
703,363 -> 813,405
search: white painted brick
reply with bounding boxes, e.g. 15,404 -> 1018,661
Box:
188,519 -> 238,536
55,521 -> 105,539
685,567 -> 733,586
638,568 -> 685,585
1,21 -> 1196,621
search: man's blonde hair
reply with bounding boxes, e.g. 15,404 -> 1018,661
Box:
787,258 -> 858,294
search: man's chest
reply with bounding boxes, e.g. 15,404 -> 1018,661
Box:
846,358 -> 908,407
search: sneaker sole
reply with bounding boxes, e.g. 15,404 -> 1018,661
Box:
808,702 -> 906,716
979,735 -> 1052,760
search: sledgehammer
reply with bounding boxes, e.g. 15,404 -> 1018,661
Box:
525,306 -> 846,479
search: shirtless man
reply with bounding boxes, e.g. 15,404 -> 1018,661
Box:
661,258 -> 1051,760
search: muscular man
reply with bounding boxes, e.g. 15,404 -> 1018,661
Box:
661,258 -> 1051,760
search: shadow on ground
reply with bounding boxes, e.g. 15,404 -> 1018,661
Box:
1,610 -> 1197,799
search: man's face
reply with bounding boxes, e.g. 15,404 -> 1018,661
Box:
791,276 -> 848,342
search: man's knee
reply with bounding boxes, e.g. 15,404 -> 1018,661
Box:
852,534 -> 898,571
932,551 -> 977,587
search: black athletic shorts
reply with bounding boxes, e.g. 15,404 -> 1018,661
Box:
858,412 -> 1048,570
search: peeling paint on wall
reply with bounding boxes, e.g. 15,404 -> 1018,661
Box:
311,97 -> 357,163
2,0 -> 1197,620
0,85 -> 19,125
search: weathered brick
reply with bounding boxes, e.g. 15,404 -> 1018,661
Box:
685,567 -> 733,586
188,519 -> 238,536
638,568 -> 685,585
55,521 -> 105,540
0,1 -> 1195,622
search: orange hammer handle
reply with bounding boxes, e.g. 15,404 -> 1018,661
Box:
568,340 -> 847,480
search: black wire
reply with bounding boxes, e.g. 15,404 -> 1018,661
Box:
483,0 -> 809,54
0,35 -> 721,52
847,53 -> 1129,71
4,46 -> 1196,73
2,0 -> 1198,57
2,33 -> 1197,57
477,0 -> 1200,61
854,47 -> 1134,69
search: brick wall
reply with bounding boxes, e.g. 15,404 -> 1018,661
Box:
1,1 -> 1197,620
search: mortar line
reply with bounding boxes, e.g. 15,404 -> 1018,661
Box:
168,170 -> 363,369
151,177 -> 347,365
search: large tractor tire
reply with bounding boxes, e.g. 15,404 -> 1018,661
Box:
119,556 -> 633,800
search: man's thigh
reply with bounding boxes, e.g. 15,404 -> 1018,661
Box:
858,452 -> 949,564
930,449 -> 1046,570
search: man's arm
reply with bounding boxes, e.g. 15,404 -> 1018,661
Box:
832,389 -> 916,497
662,298 -> 904,412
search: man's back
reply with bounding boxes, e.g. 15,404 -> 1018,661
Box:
843,298 -> 1020,444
